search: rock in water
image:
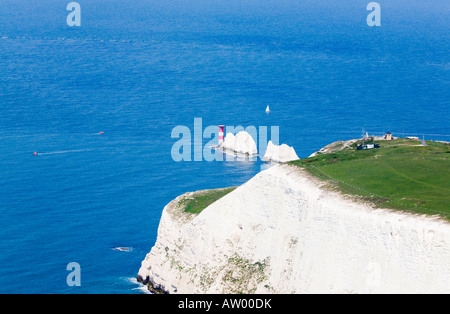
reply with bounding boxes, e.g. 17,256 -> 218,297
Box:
262,141 -> 299,163
220,131 -> 258,156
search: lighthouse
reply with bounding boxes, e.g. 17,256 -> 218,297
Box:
218,125 -> 225,146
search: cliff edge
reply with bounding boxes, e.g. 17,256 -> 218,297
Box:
138,164 -> 450,294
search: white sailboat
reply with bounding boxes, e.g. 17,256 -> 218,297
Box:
265,105 -> 270,113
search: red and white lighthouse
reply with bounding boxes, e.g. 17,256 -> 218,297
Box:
218,125 -> 225,145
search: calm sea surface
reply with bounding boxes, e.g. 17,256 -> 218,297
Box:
0,0 -> 448,293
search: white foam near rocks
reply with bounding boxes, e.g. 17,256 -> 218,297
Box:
262,140 -> 299,163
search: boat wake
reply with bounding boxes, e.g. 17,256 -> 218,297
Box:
34,149 -> 92,156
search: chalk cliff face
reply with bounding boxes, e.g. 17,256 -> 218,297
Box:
138,165 -> 450,294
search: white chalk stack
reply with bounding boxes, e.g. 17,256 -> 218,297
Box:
219,131 -> 258,156
214,127 -> 299,162
262,140 -> 299,163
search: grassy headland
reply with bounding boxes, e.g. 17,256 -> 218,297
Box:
179,187 -> 237,214
289,139 -> 450,220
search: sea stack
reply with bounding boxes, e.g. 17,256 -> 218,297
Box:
262,141 -> 299,163
219,131 -> 258,156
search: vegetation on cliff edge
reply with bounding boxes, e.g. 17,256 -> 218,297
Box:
179,187 -> 237,214
289,139 -> 450,220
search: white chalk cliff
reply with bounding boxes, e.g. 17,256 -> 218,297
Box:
262,141 -> 299,163
219,131 -> 258,156
138,164 -> 450,294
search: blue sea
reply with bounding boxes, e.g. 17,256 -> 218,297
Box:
0,0 -> 448,293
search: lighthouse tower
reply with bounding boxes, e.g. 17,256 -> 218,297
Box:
218,125 -> 225,146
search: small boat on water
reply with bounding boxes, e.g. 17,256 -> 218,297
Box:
265,105 -> 270,113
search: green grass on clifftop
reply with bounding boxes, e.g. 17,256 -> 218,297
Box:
289,139 -> 450,220
179,187 -> 237,214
